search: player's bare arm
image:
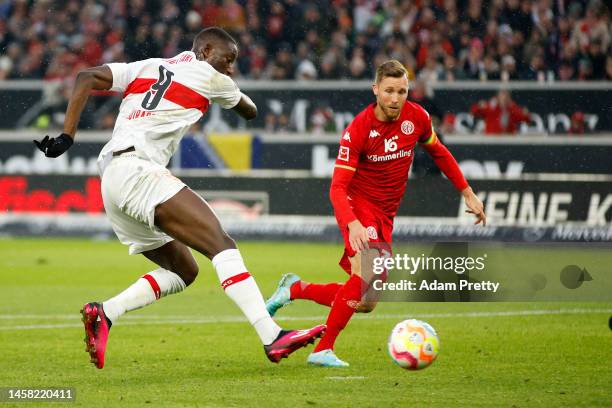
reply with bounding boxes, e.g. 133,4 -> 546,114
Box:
232,92 -> 258,120
33,65 -> 113,158
63,66 -> 113,136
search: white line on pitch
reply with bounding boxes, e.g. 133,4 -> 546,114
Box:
0,308 -> 610,331
0,308 -> 611,320
326,376 -> 367,380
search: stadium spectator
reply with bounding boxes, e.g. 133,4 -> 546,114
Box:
462,38 -> 486,80
569,111 -> 587,134
471,89 -> 531,135
294,41 -> 318,80
217,0 -> 246,33
557,59 -> 576,80
520,54 -> 547,81
588,39 -> 608,79
266,43 -> 295,80
577,57 -> 594,80
439,53 -> 468,81
605,55 -> 612,80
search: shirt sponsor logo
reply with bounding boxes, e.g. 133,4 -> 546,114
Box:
383,135 -> 399,153
338,146 -> 350,162
367,149 -> 412,162
369,129 -> 380,138
401,120 -> 415,135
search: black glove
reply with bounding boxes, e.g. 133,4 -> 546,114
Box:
33,133 -> 74,158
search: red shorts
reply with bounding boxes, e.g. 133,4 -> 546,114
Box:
338,203 -> 393,274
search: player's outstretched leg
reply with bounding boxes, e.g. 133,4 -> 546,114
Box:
81,241 -> 197,369
289,280 -> 342,308
266,274 -> 343,316
155,188 -> 326,362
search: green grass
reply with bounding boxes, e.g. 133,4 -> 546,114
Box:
0,238 -> 610,407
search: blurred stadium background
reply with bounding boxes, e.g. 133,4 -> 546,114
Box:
0,0 -> 610,242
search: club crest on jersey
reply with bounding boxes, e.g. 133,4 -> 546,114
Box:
369,129 -> 380,138
338,146 -> 350,162
366,226 -> 378,240
401,120 -> 415,135
343,131 -> 351,142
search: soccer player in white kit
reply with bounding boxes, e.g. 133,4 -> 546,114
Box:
34,27 -> 325,369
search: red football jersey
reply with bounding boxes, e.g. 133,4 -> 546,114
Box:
334,101 -> 435,217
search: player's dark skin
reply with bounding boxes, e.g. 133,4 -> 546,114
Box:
46,38 -> 257,286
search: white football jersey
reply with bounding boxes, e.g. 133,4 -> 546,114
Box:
97,51 -> 241,175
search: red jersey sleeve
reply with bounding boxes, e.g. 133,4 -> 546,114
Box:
418,108 -> 469,192
330,117 -> 367,228
470,101 -> 488,118
334,118 -> 367,170
510,103 -> 530,123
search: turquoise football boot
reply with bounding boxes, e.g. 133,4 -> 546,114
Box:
307,349 -> 350,367
265,273 -> 301,316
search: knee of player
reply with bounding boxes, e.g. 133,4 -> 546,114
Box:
179,262 -> 200,286
220,233 -> 236,250
356,302 -> 377,313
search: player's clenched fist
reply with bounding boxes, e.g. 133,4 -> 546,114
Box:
33,133 -> 74,158
347,219 -> 370,253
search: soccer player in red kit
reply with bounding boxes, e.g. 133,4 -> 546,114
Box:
266,60 -> 486,367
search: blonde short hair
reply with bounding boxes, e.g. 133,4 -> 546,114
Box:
375,60 -> 408,84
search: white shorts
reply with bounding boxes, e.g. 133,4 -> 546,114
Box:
101,153 -> 186,255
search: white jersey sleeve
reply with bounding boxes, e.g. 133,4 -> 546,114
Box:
106,61 -> 150,92
105,62 -> 131,92
209,72 -> 241,109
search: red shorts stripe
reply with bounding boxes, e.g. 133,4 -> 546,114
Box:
221,272 -> 251,290
142,274 -> 161,299
123,78 -> 210,113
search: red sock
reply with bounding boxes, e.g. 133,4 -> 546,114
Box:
314,274 -> 363,352
290,281 -> 342,307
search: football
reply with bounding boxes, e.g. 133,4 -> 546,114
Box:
388,319 -> 440,370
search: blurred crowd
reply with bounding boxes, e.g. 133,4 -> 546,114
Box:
0,0 -> 611,82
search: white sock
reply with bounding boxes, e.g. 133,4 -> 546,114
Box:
212,249 -> 281,345
103,268 -> 186,323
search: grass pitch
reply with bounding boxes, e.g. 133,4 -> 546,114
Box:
0,238 -> 610,407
